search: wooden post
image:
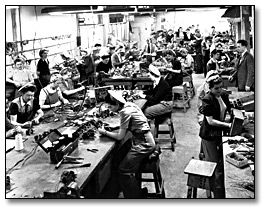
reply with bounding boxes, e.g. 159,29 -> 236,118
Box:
11,8 -> 18,45
240,6 -> 250,51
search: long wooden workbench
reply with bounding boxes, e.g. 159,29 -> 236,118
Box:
5,97 -> 148,198
222,137 -> 254,198
222,88 -> 255,198
6,110 -> 132,198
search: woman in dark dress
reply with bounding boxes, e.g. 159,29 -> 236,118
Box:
199,75 -> 231,198
36,49 -> 50,88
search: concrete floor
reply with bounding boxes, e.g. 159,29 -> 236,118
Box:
145,73 -> 207,198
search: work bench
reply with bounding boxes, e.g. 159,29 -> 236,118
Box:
222,137 -> 254,198
222,88 -> 255,198
6,97 -> 147,198
6,109 -> 132,198
103,77 -> 153,89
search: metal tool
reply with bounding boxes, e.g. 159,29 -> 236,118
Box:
87,148 -> 98,153
64,163 -> 91,169
55,155 -> 84,169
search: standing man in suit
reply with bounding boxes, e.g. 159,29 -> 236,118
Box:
229,40 -> 254,91
142,38 -> 157,55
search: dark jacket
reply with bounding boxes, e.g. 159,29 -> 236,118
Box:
232,51 -> 254,91
144,77 -> 172,105
82,54 -> 95,75
199,90 -> 231,141
37,59 -> 50,75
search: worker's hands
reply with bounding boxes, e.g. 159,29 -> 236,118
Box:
14,126 -> 23,134
32,117 -> 40,125
63,99 -> 69,104
79,86 -> 85,91
245,86 -> 251,91
98,128 -> 106,135
137,91 -> 146,99
54,100 -> 62,107
22,121 -> 32,128
228,76 -> 234,82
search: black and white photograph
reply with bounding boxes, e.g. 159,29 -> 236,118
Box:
4,3 -> 259,204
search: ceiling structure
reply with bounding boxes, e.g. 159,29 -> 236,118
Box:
40,5 -> 233,15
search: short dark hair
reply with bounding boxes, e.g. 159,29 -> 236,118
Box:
101,54 -> 110,60
39,49 -> 48,57
14,58 -> 24,64
164,49 -> 176,57
94,43 -> 102,47
208,76 -> 223,89
237,39 -> 248,47
211,49 -> 219,57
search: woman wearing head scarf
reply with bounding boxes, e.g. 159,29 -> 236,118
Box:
9,83 -> 44,128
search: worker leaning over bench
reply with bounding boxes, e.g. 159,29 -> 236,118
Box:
98,90 -> 156,198
39,73 -> 69,110
8,83 -> 44,128
135,64 -> 173,119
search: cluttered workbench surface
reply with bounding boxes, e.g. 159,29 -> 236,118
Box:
5,104 -> 131,198
222,137 -> 255,198
222,87 -> 255,198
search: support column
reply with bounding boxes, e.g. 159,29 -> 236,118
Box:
240,6 -> 250,51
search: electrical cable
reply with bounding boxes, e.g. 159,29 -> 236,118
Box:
6,144 -> 39,174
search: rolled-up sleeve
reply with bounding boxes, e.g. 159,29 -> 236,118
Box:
120,110 -> 131,130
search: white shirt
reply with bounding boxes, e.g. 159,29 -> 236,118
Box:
216,96 -> 227,121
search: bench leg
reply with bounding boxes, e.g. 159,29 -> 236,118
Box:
192,187 -> 197,198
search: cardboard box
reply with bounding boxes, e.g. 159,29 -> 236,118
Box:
230,108 -> 244,136
226,152 -> 249,168
239,94 -> 254,112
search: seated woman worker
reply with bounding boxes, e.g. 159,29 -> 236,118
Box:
57,72 -> 85,99
98,90 -> 156,198
9,83 -> 44,128
39,73 -> 69,110
136,64 -> 173,119
163,49 -> 183,88
199,75 -> 231,198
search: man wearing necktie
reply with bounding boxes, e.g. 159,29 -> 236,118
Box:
9,83 -> 44,128
229,40 -> 254,91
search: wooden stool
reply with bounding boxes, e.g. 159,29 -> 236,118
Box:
172,83 -> 191,112
136,157 -> 165,198
154,112 -> 176,151
184,159 -> 217,198
183,75 -> 195,98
